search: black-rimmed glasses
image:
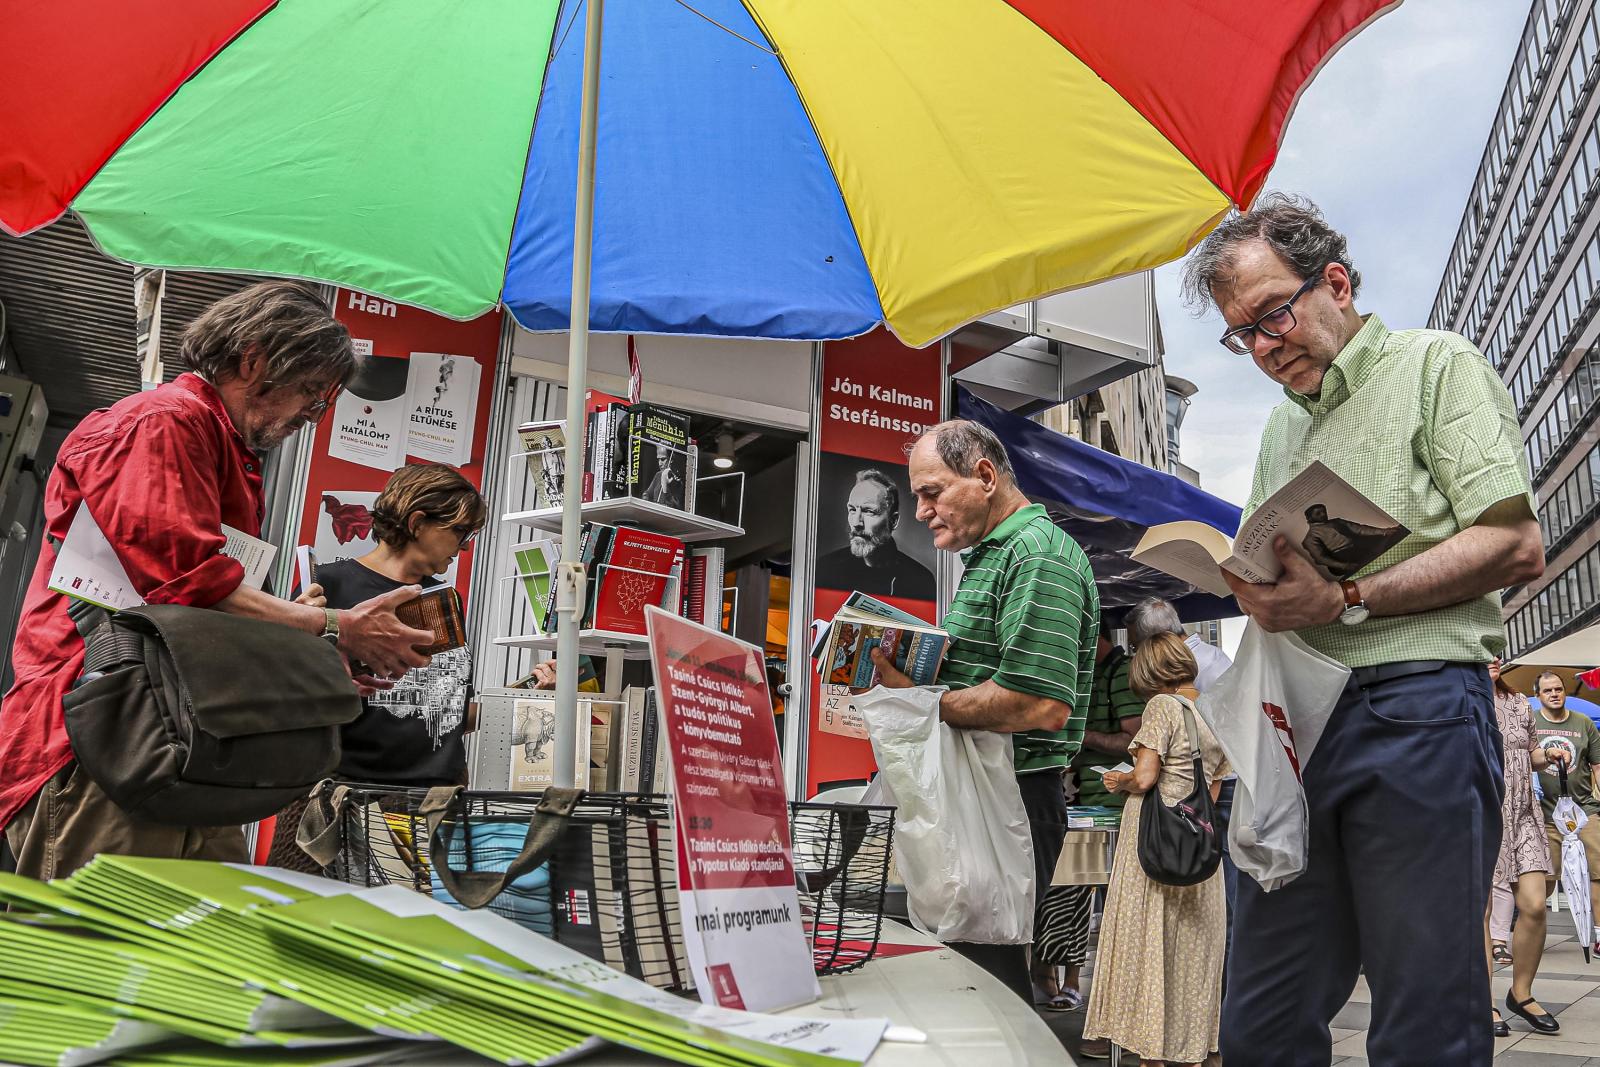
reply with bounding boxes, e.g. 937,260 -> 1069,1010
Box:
1219,275 -> 1320,355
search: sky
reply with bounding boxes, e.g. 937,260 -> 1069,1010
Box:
1154,0 -> 1533,650
1159,0 -> 1531,506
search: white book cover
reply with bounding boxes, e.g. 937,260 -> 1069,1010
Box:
405,352 -> 481,466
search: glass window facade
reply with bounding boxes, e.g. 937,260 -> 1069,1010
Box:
1432,0 -> 1600,658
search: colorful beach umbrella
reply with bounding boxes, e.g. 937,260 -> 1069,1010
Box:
5,0 -> 1395,349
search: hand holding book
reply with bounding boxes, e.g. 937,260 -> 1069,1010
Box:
1131,461 -> 1407,600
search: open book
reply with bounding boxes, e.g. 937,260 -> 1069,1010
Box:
1131,461 -> 1407,599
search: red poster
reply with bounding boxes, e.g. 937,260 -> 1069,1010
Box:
808,329 -> 943,795
645,607 -> 819,1012
293,291 -> 501,601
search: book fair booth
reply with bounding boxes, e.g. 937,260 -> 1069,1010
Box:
0,254 -> 1180,1064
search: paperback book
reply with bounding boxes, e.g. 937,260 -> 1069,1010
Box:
516,419 -> 567,510
817,602 -> 949,691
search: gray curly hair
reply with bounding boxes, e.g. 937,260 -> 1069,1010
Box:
1180,192 -> 1362,312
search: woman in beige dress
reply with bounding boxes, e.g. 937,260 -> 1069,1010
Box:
1083,632 -> 1229,1067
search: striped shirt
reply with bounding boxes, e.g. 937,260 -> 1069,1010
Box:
941,503 -> 1099,774
1072,648 -> 1141,807
1246,315 -> 1535,668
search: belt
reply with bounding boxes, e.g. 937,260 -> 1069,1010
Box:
1349,660 -> 1450,688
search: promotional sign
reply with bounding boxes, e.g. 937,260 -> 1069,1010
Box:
293,292 -> 501,599
808,329 -> 942,793
644,606 -> 819,1013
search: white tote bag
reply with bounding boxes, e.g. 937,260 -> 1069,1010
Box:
1195,623 -> 1348,891
855,686 -> 1036,944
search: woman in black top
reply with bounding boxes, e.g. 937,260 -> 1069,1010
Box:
311,463 -> 487,786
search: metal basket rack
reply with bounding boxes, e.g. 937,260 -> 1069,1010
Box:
304,782 -> 895,986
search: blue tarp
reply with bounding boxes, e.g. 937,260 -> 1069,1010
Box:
958,386 -> 1243,623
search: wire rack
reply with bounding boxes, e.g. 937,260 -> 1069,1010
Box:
307,783 -> 895,984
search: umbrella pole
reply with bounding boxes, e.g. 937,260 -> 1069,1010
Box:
554,0 -> 605,789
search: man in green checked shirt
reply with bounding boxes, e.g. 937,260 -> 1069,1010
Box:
870,419 -> 1098,1003
1184,195 -> 1546,1067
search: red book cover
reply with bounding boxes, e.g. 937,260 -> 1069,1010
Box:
685,553 -> 707,625
592,525 -> 685,635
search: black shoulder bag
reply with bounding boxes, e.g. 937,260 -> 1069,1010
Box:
62,601 -> 363,826
1136,695 -> 1224,887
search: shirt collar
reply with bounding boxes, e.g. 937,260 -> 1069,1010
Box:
964,503 -> 1044,559
173,372 -> 251,450
1286,314 -> 1389,414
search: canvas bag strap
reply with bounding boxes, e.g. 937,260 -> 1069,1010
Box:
294,779 -> 351,867
422,785 -> 585,909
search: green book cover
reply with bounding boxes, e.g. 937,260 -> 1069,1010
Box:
511,538 -> 558,633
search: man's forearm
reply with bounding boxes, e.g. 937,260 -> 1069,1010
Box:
939,679 -> 1070,733
1361,511 -> 1542,619
1081,728 -> 1132,756
215,584 -> 325,633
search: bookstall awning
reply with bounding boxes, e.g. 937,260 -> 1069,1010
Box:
958,387 -> 1241,622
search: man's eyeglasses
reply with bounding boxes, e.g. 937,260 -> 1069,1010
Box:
264,377 -> 342,416
1218,275 -> 1320,355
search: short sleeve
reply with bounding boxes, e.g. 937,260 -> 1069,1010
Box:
992,551 -> 1093,708
1422,340 -> 1536,528
1107,658 -> 1143,722
1128,694 -> 1180,758
58,408 -> 244,608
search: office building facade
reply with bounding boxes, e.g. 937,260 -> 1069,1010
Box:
1429,0 -> 1600,659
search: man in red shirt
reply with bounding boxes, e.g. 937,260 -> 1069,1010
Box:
1,281 -> 434,879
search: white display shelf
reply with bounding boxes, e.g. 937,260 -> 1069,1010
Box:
492,628 -> 654,660
501,496 -> 743,542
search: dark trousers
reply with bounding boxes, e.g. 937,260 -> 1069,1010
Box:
1215,776 -> 1238,988
1221,662 -> 1503,1067
949,767 -> 1068,1001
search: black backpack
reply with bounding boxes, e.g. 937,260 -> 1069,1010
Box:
62,602 -> 363,826
1136,695 -> 1224,887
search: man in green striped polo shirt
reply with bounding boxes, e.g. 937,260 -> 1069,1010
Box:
871,419 -> 1098,1002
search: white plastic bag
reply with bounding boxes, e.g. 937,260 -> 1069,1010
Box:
854,686 -> 1035,944
1195,623 -> 1348,891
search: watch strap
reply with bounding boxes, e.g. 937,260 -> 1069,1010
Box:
1340,580 -> 1363,609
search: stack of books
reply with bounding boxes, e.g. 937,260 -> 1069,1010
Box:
516,393 -> 700,516
0,858 -> 887,1066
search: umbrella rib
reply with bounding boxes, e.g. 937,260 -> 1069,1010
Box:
669,0 -> 777,56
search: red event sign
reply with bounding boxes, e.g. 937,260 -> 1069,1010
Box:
645,607 -> 819,1013
808,329 -> 943,795
292,291 -> 502,600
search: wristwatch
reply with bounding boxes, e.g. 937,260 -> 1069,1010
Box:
1338,580 -> 1369,626
319,608 -> 341,647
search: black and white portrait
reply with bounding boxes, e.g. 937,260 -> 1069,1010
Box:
814,454 -> 936,600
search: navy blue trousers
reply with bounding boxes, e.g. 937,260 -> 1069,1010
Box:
1221,662 -> 1503,1067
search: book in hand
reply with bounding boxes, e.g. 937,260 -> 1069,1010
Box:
1131,460 -> 1408,599
395,585 -> 467,654
817,600 -> 949,692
